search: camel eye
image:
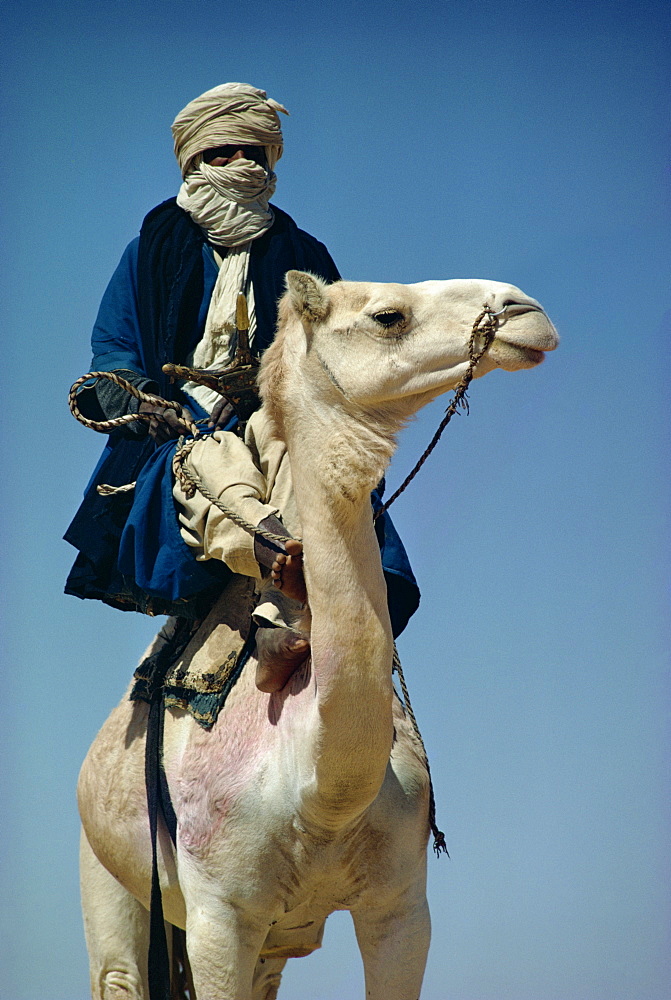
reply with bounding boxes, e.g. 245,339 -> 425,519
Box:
373,310 -> 405,328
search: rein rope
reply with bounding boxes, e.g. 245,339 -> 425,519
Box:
393,646 -> 448,856
374,304 -> 500,519
68,370 -> 200,436
68,305 -> 499,533
172,435 -> 292,546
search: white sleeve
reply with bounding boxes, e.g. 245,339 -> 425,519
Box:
173,429 -> 279,579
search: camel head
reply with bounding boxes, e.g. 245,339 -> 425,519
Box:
260,271 -> 558,436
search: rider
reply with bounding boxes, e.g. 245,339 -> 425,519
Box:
65,82 -> 419,692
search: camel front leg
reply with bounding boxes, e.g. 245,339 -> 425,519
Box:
184,903 -> 268,1000
180,857 -> 269,1000
352,891 -> 431,1000
80,829 -> 151,999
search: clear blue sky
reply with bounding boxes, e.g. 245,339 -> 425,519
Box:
2,1 -> 669,998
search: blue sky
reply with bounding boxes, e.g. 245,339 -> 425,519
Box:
2,1 -> 669,998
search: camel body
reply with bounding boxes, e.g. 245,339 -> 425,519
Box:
78,272 -> 558,999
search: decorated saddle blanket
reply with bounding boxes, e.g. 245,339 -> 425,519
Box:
131,575 -> 258,727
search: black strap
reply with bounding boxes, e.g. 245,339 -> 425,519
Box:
145,689 -> 173,1000
158,720 -> 178,846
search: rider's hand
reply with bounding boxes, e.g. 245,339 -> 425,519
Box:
208,397 -> 235,430
138,401 -> 195,443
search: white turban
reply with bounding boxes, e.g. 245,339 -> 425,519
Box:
171,82 -> 289,177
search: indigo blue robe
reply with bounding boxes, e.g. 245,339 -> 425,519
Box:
65,199 -> 420,633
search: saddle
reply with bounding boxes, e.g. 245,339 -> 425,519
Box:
131,575 -> 259,728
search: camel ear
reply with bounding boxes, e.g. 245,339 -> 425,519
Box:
285,270 -> 331,323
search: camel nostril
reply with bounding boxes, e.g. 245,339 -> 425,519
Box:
498,301 -> 540,317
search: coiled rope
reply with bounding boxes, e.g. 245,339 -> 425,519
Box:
68,371 -> 292,547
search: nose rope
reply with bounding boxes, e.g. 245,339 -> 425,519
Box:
373,304 -> 500,520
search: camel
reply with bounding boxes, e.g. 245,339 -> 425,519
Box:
77,271 -> 558,999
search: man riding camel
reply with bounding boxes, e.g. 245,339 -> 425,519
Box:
65,83 -> 419,694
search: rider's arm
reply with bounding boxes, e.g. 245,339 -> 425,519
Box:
173,428 -> 282,579
75,239 -> 157,433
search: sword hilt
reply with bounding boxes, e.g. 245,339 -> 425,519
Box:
162,293 -> 260,421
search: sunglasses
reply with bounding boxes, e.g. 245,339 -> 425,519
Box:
203,145 -> 267,166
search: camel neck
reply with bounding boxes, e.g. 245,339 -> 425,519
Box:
285,408 -> 396,819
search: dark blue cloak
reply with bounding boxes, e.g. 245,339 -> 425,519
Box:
65,200 -> 420,634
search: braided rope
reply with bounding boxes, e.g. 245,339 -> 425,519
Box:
375,305 -> 498,520
393,646 -> 448,857
68,371 -> 297,547
172,435 -> 296,547
68,371 -> 202,497
68,371 -> 200,437
97,482 -> 137,496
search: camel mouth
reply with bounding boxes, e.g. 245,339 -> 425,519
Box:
494,340 -> 547,364
489,307 -> 558,368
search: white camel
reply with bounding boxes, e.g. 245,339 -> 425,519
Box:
78,271 -> 558,999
